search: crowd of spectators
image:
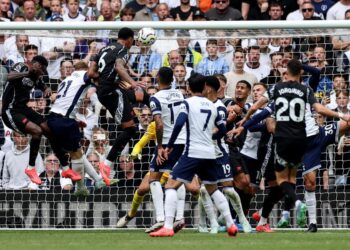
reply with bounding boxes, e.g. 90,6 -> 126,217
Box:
0,0 -> 350,192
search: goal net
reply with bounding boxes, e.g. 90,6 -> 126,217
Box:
0,21 -> 349,229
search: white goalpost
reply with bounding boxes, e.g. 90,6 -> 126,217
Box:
0,21 -> 349,229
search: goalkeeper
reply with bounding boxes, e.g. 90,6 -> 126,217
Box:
116,121 -> 170,228
116,121 -> 199,232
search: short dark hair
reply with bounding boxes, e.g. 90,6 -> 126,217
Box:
214,74 -> 227,84
60,57 -> 73,67
158,67 -> 173,85
120,7 -> 135,18
188,73 -> 205,93
253,82 -> 267,90
205,76 -> 220,91
24,44 -> 38,52
236,80 -> 252,90
269,51 -> 283,61
118,27 -> 134,40
206,39 -> 218,46
247,46 -> 260,53
32,55 -> 48,67
287,59 -> 302,76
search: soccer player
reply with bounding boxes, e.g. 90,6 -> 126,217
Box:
147,66 -> 186,233
202,75 -> 251,233
234,59 -> 350,232
88,27 -> 142,186
1,56 -> 79,185
47,61 -> 107,195
150,74 -> 237,237
116,120 -> 200,231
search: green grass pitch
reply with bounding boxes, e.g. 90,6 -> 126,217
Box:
1,230 -> 350,250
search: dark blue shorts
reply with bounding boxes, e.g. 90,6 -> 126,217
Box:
216,154 -> 233,183
149,144 -> 184,172
47,113 -> 81,152
302,122 -> 339,175
171,155 -> 218,184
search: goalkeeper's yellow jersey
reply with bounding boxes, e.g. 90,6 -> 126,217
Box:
130,121 -> 169,184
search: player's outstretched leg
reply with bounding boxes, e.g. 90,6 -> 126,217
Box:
199,185 -> 219,234
117,174 -> 150,228
24,122 -> 44,185
173,184 -> 186,233
100,124 -> 136,186
223,186 -> 252,233
256,185 -> 284,233
206,185 -> 238,237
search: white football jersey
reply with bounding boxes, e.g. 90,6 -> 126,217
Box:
240,109 -> 263,160
181,96 -> 224,159
50,70 -> 91,119
150,88 -> 186,145
305,103 -> 319,137
214,99 -> 229,158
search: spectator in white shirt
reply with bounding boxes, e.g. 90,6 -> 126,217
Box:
2,131 -> 44,190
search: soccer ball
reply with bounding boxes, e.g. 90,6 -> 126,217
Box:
137,27 -> 157,46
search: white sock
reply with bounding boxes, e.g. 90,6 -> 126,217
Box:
258,216 -> 268,226
295,199 -> 302,210
27,165 -> 35,170
197,196 -> 207,227
164,188 -> 177,229
103,159 -> 113,168
82,155 -> 102,182
223,187 -> 246,224
71,158 -> 84,174
150,181 -> 164,222
62,165 -> 69,171
72,158 -> 85,189
175,184 -> 186,221
282,210 -> 290,220
211,190 -> 233,228
200,186 -> 219,228
305,191 -> 317,224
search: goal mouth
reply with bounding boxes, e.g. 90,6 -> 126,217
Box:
0,20 -> 349,230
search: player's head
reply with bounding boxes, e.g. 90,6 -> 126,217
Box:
118,27 -> 135,49
286,58 -> 302,78
188,73 -> 205,94
204,76 -> 220,99
252,82 -> 267,102
205,76 -> 220,92
157,67 -> 173,87
74,61 -> 88,71
31,55 -> 48,76
235,80 -> 251,101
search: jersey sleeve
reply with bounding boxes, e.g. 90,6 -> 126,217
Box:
117,47 -> 129,64
214,108 -> 225,127
265,85 -> 275,101
307,87 -> 317,106
150,96 -> 162,116
146,121 -> 156,140
12,62 -> 29,73
217,106 -> 227,123
179,100 -> 189,115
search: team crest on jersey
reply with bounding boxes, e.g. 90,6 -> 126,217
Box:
22,77 -> 34,88
321,4 -> 327,11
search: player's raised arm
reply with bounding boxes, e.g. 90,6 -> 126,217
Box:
241,95 -> 269,125
87,60 -> 99,81
212,110 -> 227,140
115,58 -> 138,89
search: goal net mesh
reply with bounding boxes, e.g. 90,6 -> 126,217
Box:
0,26 -> 349,229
